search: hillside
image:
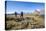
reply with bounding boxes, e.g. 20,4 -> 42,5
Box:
5,13 -> 45,30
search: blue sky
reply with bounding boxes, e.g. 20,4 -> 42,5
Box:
6,1 -> 45,14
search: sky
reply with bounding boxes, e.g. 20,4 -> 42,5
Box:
6,1 -> 45,14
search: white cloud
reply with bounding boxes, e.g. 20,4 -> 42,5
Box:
36,9 -> 41,12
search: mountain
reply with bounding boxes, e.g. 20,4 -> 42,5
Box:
40,9 -> 45,15
32,9 -> 45,15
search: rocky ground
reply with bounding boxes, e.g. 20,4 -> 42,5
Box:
5,14 -> 45,30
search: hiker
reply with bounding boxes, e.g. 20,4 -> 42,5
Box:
21,12 -> 23,17
20,11 -> 24,20
15,12 -> 17,17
